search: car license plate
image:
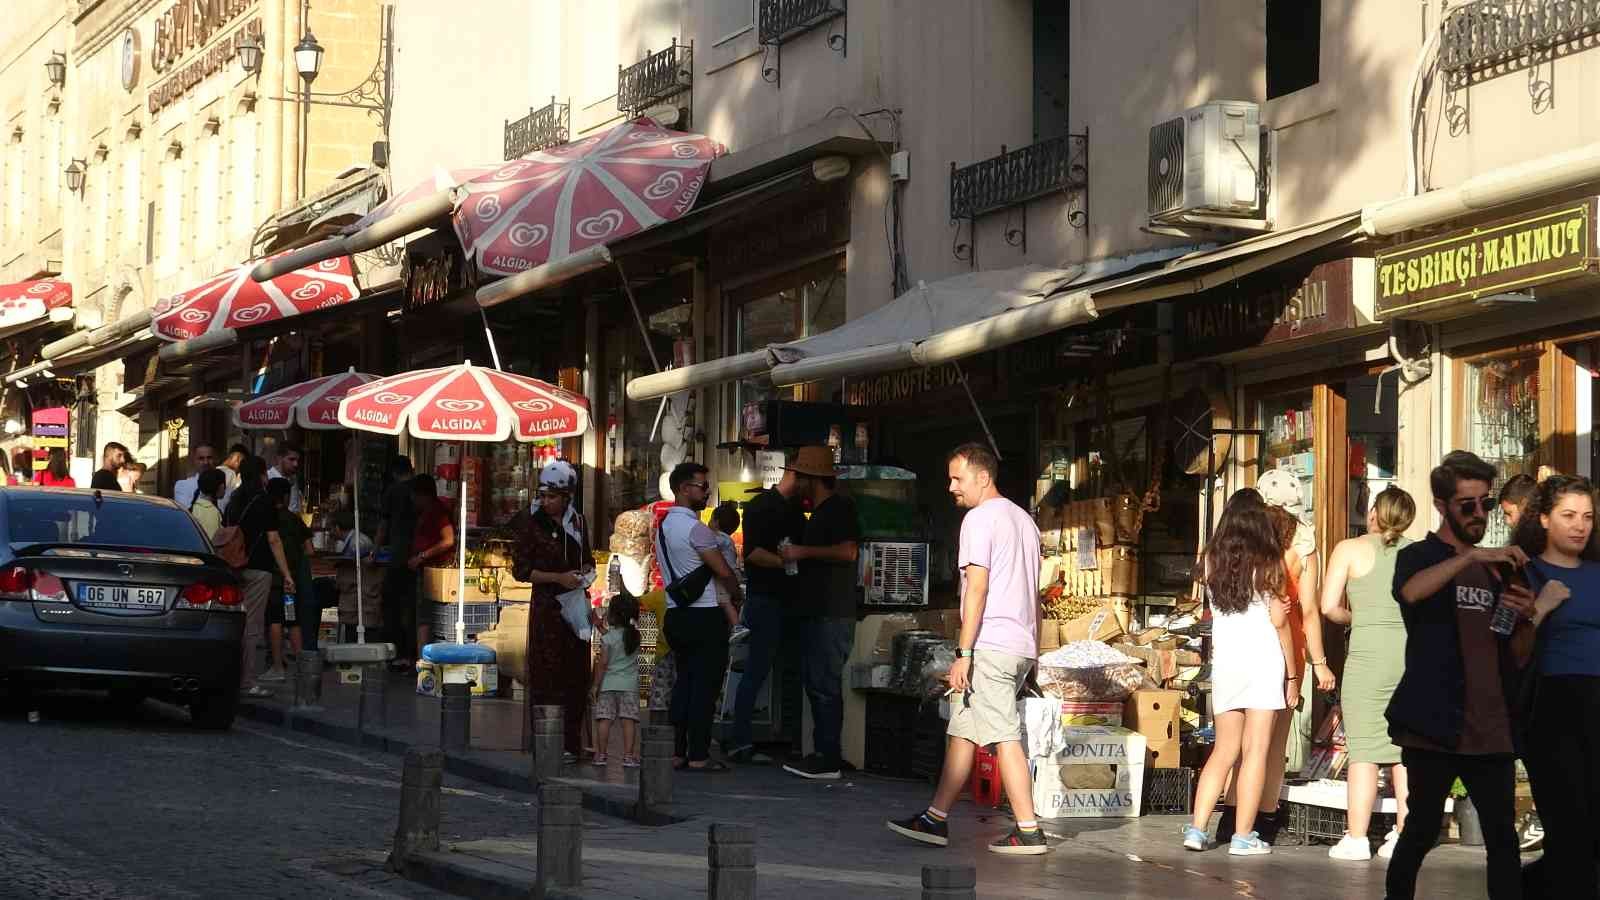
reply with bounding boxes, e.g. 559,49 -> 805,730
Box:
76,584 -> 166,610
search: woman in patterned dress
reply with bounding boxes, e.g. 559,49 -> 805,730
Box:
510,462 -> 594,762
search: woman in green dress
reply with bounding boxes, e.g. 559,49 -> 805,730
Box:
1319,485 -> 1417,862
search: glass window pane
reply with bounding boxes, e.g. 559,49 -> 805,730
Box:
1259,389 -> 1316,516
1463,353 -> 1541,547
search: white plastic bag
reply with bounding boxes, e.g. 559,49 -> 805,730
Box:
1020,696 -> 1062,758
557,587 -> 592,641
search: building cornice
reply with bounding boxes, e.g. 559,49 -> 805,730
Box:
74,0 -> 166,58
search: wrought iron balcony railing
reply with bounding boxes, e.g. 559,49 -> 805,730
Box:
618,39 -> 692,118
758,0 -> 846,45
949,134 -> 1088,221
504,98 -> 570,160
1439,0 -> 1600,86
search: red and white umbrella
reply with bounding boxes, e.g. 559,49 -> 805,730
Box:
337,362 -> 590,442
234,369 -> 380,645
0,279 -> 72,338
153,256 -> 361,342
452,117 -> 722,279
233,368 -> 378,431
338,362 -> 590,645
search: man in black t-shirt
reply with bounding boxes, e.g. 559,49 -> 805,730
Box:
1386,450 -> 1536,900
780,446 -> 859,780
376,456 -> 419,666
727,464 -> 807,764
90,442 -> 129,491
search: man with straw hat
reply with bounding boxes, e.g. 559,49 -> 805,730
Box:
779,446 -> 859,781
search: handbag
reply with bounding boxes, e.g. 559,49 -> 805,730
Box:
213,495 -> 262,571
655,521 -> 715,608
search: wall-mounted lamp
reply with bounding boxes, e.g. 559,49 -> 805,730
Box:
294,32 -> 324,85
235,35 -> 262,75
64,159 -> 86,193
45,52 -> 66,87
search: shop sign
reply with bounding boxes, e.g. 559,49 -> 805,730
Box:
147,18 -> 263,115
711,182 -> 850,282
30,407 -> 68,474
151,0 -> 255,74
404,245 -> 476,311
842,357 -> 994,408
1172,258 -> 1355,361
1374,198 -> 1597,319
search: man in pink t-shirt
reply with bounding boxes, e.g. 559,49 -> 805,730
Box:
888,442 -> 1047,856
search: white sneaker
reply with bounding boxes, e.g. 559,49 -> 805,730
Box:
1328,833 -> 1373,861
1377,828 -> 1399,859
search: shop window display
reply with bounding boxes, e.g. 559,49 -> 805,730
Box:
1463,352 -> 1540,546
604,300 -> 691,519
731,265 -> 845,441
1258,390 -> 1316,517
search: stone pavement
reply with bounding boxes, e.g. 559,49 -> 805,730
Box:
241,670 -> 1505,899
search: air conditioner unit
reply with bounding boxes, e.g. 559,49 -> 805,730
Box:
1148,100 -> 1262,221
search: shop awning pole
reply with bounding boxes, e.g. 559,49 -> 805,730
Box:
457,440 -> 469,645
354,479 -> 365,644
610,257 -> 676,444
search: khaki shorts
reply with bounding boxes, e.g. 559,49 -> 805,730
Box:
947,650 -> 1032,747
593,689 -> 640,721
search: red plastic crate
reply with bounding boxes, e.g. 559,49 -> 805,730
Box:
970,746 -> 1005,807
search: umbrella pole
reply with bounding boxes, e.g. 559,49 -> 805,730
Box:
353,475 -> 365,644
457,440 -> 468,645
478,308 -> 504,371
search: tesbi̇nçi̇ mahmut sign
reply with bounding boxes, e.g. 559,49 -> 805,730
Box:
1374,199 -> 1597,319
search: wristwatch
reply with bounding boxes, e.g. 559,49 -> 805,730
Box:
954,648 -> 973,659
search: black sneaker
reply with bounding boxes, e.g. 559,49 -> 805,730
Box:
1215,805 -> 1237,843
989,826 -> 1049,856
782,754 -> 841,780
887,811 -> 949,847
1256,808 -> 1286,846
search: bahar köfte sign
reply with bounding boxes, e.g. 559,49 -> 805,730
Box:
1375,198 -> 1597,319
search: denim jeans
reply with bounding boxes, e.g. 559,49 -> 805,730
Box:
729,591 -> 782,750
802,617 -> 855,765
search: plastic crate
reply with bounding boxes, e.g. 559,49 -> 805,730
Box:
863,693 -> 921,778
430,601 -> 499,638
911,702 -> 946,783
1141,767 -> 1194,816
1284,801 -> 1396,846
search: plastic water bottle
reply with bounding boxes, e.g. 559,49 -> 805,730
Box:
1489,598 -> 1518,636
283,592 -> 297,624
779,538 -> 798,576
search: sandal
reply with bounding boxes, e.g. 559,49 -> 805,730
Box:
592,753 -> 608,766
622,756 -> 641,769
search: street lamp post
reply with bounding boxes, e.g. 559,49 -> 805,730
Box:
293,32 -> 323,200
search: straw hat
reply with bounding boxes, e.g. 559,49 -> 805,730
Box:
784,446 -> 838,479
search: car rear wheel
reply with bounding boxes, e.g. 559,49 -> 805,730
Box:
190,685 -> 238,730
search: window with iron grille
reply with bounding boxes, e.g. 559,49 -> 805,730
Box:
949,134 -> 1088,221
617,40 -> 691,118
758,0 -> 845,45
503,99 -> 569,161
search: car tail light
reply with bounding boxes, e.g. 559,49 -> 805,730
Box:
0,565 -> 32,599
177,582 -> 241,610
29,574 -> 68,603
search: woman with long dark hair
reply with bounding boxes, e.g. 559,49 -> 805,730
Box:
38,448 -> 74,487
1511,475 -> 1600,897
1185,489 -> 1298,856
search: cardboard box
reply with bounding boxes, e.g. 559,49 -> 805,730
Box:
1145,738 -> 1181,769
1032,726 -> 1146,818
422,567 -> 499,604
1123,689 -> 1182,742
1059,603 -> 1125,644
1060,701 -> 1123,728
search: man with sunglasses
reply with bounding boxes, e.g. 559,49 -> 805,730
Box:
1386,450 -> 1536,900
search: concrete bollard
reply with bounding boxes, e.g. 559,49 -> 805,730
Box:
536,784 -> 583,890
387,748 -> 444,870
920,864 -> 977,900
531,705 -> 564,784
639,724 -> 674,810
292,651 -> 324,709
359,662 -> 388,732
706,823 -> 756,900
440,682 -> 471,752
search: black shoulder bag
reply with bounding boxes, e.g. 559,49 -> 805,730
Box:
656,520 -> 715,608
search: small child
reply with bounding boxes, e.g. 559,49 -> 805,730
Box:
591,593 -> 642,768
711,502 -> 740,605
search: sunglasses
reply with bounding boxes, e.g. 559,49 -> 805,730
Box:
1453,496 -> 1493,515
682,481 -> 710,491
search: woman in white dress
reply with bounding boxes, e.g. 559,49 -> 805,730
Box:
1185,488 -> 1299,856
